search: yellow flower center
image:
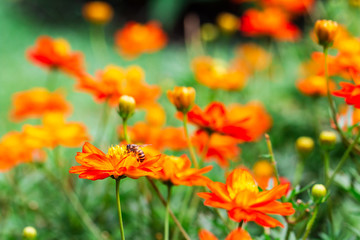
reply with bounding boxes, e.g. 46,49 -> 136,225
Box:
53,39 -> 71,56
106,145 -> 127,160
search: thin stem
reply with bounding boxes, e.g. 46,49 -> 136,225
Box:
95,102 -> 111,145
294,156 -> 304,186
46,69 -> 57,91
265,134 -> 280,184
123,119 -> 130,144
164,185 -> 172,240
323,150 -> 330,183
238,220 -> 243,229
147,178 -> 191,240
116,178 -> 125,240
182,114 -> 199,168
302,205 -> 319,240
285,224 -> 293,240
326,130 -> 360,187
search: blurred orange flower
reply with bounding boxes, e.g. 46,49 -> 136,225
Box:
186,102 -> 251,141
198,168 -> 294,227
192,56 -> 248,90
333,82 -> 360,108
0,131 -> 45,172
296,75 -> 336,97
192,130 -> 240,167
76,65 -> 161,107
27,36 -> 84,76
337,105 -> 360,131
82,1 -> 113,25
154,155 -> 212,186
240,8 -> 300,41
115,21 -> 167,58
23,113 -> 89,149
199,228 -> 252,240
70,142 -> 162,180
10,87 -> 71,122
261,0 -> 314,14
235,43 -> 272,72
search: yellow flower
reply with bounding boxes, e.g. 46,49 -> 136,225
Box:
82,1 -> 114,25
217,12 -> 239,33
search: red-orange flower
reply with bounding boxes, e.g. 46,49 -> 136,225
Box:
240,8 -> 300,41
154,155 -> 212,186
198,168 -> 294,227
261,0 -> 314,14
199,228 -> 252,240
76,65 -> 161,107
10,87 -> 71,121
115,21 -> 167,58
70,142 -> 162,180
192,130 -> 240,167
23,113 -> 89,148
186,102 -> 251,141
0,131 -> 45,172
337,105 -> 360,132
333,82 -> 360,108
27,36 -> 84,76
296,75 -> 336,97
192,56 -> 248,90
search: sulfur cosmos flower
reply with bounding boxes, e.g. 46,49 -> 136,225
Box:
10,87 -> 71,122
76,65 -> 161,107
153,155 -> 212,186
333,82 -> 360,108
114,21 -> 167,58
240,7 -> 300,41
22,113 -> 89,149
199,228 -> 252,240
296,75 -> 336,97
192,56 -> 248,91
261,0 -> 314,14
70,142 -> 162,180
192,130 -> 240,168
82,1 -> 113,25
198,168 -> 295,228
235,43 -> 272,72
27,36 -> 84,76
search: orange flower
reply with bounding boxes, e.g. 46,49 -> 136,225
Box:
186,102 -> 252,141
199,228 -> 252,240
69,142 -> 162,180
192,130 -> 240,167
76,65 -> 161,107
198,168 -> 294,227
10,87 -> 71,121
27,36 -> 84,76
333,82 -> 360,108
154,155 -> 212,186
261,0 -> 314,14
167,86 -> 196,113
23,113 -> 89,148
296,75 -> 336,97
192,56 -> 248,90
314,20 -> 339,48
115,21 -> 167,58
227,102 -> 272,141
82,1 -> 113,25
235,43 -> 272,72
240,8 -> 300,41
0,131 -> 45,172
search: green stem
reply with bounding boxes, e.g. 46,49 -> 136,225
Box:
164,185 -> 172,240
323,150 -> 330,183
116,178 -> 125,240
302,205 -> 319,240
294,155 -> 305,186
238,220 -> 243,229
46,69 -> 57,91
123,119 -> 130,144
285,224 -> 293,240
326,130 -> 360,187
90,24 -> 108,63
265,134 -> 280,184
95,102 -> 111,145
182,114 -> 199,168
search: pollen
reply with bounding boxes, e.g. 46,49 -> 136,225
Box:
106,145 -> 127,160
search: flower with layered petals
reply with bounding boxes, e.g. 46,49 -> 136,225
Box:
192,130 -> 240,167
296,75 -> 336,97
154,155 -> 212,186
198,168 -> 295,227
199,228 -> 252,240
115,21 -> 167,58
10,87 -> 71,121
0,132 -> 45,172
27,36 -> 84,76
240,8 -> 300,41
76,65 -> 161,107
23,113 -> 89,149
192,56 -> 248,90
333,82 -> 360,108
69,142 -> 162,180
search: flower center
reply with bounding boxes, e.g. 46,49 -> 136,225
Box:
106,145 -> 127,160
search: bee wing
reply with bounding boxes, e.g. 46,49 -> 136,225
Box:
138,144 -> 152,148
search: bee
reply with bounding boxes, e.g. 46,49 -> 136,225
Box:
126,144 -> 148,163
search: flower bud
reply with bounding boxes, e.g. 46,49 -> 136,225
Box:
314,20 -> 339,48
296,137 -> 314,156
23,226 -> 37,239
311,184 -> 327,199
82,1 -> 114,25
118,95 -> 136,120
319,130 -> 337,149
216,12 -> 239,34
167,87 -> 196,113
